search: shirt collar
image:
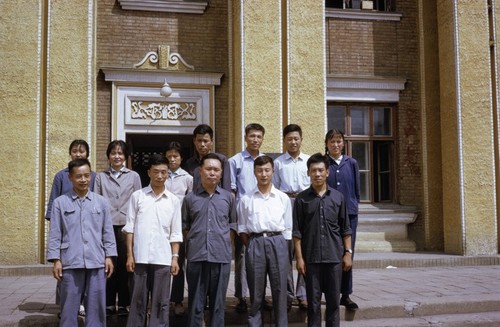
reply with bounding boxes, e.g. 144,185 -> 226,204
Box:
252,184 -> 278,197
71,190 -> 91,201
242,148 -> 263,159
285,151 -> 306,161
145,184 -> 169,198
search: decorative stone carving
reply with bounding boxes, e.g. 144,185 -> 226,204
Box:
134,45 -> 194,71
131,101 -> 197,121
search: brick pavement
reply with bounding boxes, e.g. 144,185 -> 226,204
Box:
1,253 -> 500,326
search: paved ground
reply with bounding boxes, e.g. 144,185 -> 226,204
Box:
1,252 -> 500,326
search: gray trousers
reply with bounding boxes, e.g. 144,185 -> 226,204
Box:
305,263 -> 342,327
246,234 -> 288,327
127,264 -> 171,327
234,234 -> 248,299
186,261 -> 230,327
59,268 -> 106,327
287,239 -> 306,302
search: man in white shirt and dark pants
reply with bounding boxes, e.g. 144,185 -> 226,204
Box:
122,154 -> 183,327
237,155 -> 292,327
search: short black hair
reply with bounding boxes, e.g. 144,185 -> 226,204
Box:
245,123 -> 265,136
254,155 -> 274,169
165,141 -> 183,156
69,139 -> 90,158
283,124 -> 302,138
200,153 -> 223,167
307,153 -> 329,170
193,124 -> 214,139
148,153 -> 168,169
68,158 -> 91,174
324,129 -> 345,155
106,140 -> 129,160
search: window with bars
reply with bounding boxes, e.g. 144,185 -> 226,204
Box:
327,104 -> 396,202
325,0 -> 395,11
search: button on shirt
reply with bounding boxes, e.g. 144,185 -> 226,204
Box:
229,149 -> 264,201
273,152 -> 310,193
237,186 -> 292,240
47,191 -> 117,269
326,155 -> 360,215
122,185 -> 183,266
94,167 -> 142,225
292,186 -> 351,263
182,186 -> 236,263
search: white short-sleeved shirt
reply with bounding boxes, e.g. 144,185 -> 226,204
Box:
273,152 -> 310,193
122,185 -> 183,266
237,185 -> 292,240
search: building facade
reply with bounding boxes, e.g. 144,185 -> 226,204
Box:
1,0 -> 499,264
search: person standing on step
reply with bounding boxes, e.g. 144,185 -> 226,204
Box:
238,155 -> 292,327
229,123 -> 266,313
324,129 -> 360,310
183,153 -> 235,327
273,123 -> 310,311
122,154 -> 182,327
293,153 -> 352,327
164,141 -> 193,316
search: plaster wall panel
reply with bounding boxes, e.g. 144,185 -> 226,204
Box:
0,1 -> 41,264
437,0 -> 497,255
288,1 -> 326,155
239,1 -> 282,152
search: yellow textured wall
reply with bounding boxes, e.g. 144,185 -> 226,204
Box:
437,0 -> 497,255
238,1 -> 282,152
0,1 -> 94,264
0,1 -> 41,264
288,1 -> 325,154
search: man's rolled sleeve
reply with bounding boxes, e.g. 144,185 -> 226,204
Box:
169,200 -> 183,243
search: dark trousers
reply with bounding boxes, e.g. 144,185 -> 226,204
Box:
234,233 -> 248,299
341,214 -> 358,295
186,261 -> 230,327
170,242 -> 186,303
286,239 -> 306,302
305,263 -> 342,327
106,225 -> 131,308
127,264 -> 171,327
60,268 -> 106,327
246,234 -> 288,327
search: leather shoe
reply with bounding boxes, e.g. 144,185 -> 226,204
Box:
235,298 -> 248,313
298,300 -> 308,310
340,296 -> 359,310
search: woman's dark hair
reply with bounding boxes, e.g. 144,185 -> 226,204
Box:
69,139 -> 90,158
106,140 -> 129,160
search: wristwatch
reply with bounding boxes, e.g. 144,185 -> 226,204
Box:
344,249 -> 353,254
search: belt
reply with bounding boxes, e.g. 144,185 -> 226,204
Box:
250,231 -> 282,238
285,192 -> 299,198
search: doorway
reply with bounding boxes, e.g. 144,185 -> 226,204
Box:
127,133 -> 193,187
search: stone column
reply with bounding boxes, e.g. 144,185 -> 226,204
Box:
231,1 -> 325,153
437,0 -> 497,255
0,0 -> 96,264
287,1 -> 326,154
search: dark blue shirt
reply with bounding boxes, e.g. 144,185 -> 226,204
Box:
326,155 -> 360,215
182,185 -> 235,263
293,186 -> 351,264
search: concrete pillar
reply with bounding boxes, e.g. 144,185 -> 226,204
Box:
231,1 -> 325,153
0,0 -> 95,264
437,0 -> 497,255
287,1 -> 326,154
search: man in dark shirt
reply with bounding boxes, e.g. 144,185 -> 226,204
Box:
184,124 -> 231,191
182,153 -> 236,327
293,153 -> 352,327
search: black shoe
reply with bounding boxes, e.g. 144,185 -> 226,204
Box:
235,298 -> 248,313
263,299 -> 273,311
117,307 -> 129,316
106,306 -> 115,316
298,300 -> 308,311
340,296 -> 359,310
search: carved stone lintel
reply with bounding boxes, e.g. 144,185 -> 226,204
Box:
131,101 -> 197,121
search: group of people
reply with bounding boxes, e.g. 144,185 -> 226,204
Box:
45,122 -> 360,327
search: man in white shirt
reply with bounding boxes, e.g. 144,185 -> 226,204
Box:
122,154 -> 183,327
237,155 -> 292,327
273,124 -> 310,310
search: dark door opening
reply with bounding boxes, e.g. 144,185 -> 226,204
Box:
126,133 -> 193,187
